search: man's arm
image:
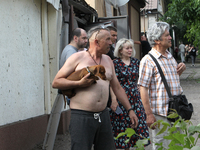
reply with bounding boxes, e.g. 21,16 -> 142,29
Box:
109,87 -> 118,112
52,53 -> 95,90
134,41 -> 141,45
139,86 -> 156,129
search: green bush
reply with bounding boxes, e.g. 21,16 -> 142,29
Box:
115,111 -> 200,150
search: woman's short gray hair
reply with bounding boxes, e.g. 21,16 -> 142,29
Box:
114,38 -> 136,58
147,22 -> 170,47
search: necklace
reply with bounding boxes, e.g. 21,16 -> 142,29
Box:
87,50 -> 101,65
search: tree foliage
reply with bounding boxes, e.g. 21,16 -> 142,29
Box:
160,0 -> 200,47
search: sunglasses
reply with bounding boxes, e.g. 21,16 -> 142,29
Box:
95,29 -> 101,41
88,26 -> 109,40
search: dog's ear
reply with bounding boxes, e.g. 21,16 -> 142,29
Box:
98,66 -> 106,80
89,66 -> 98,75
99,66 -> 105,74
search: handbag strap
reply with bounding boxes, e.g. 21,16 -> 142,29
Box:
148,53 -> 172,98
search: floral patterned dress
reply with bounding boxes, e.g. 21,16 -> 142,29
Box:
110,57 -> 150,148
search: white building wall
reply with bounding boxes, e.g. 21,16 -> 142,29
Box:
157,0 -> 164,15
0,0 -> 61,126
148,15 -> 156,28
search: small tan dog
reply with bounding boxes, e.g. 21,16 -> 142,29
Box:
61,65 -> 106,108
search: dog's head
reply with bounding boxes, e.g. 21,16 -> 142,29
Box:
87,65 -> 106,80
86,65 -> 98,76
97,65 -> 106,80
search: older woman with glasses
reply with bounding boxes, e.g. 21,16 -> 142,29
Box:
110,38 -> 150,150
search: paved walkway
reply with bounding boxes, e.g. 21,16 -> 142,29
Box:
179,58 -> 200,80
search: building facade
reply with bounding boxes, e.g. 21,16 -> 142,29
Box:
140,0 -> 166,35
0,0 -> 62,149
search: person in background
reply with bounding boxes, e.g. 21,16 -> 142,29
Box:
134,35 -> 151,58
185,44 -> 190,62
179,42 -> 185,63
189,45 -> 198,66
106,26 -> 118,60
110,38 -> 150,150
106,26 -> 118,107
52,26 -> 138,150
174,46 -> 178,59
60,28 -> 88,68
138,22 -> 186,150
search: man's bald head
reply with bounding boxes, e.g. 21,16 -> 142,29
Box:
70,28 -> 87,41
87,26 -> 112,54
87,26 -> 110,41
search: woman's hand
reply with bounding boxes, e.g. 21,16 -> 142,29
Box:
110,99 -> 118,112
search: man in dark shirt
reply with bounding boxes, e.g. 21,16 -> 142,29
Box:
106,26 -> 117,107
141,35 -> 151,57
135,35 -> 151,58
106,26 -> 117,60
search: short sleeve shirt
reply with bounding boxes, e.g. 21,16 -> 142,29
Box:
138,49 -> 183,116
59,45 -> 78,69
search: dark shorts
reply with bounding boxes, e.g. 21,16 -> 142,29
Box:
69,108 -> 116,150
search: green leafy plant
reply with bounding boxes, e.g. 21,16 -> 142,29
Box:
114,128 -> 150,149
114,111 -> 200,150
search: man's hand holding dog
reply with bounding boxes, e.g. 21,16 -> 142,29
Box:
79,73 -> 96,87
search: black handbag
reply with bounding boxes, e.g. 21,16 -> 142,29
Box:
149,53 -> 193,121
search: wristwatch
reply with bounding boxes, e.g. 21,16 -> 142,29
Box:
127,107 -> 134,114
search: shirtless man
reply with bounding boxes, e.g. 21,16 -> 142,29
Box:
52,26 -> 138,150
